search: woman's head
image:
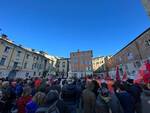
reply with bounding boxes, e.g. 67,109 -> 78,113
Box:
32,92 -> 46,106
22,86 -> 32,97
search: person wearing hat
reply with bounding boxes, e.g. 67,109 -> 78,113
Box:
36,90 -> 69,113
61,77 -> 80,113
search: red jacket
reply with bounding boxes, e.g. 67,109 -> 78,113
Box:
17,96 -> 32,113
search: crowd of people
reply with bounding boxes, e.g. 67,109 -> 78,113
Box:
0,75 -> 149,113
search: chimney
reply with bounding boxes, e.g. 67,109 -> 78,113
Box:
32,49 -> 35,52
1,34 -> 8,40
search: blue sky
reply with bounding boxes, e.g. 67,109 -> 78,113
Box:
0,0 -> 150,57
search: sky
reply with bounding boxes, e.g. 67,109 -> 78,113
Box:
0,0 -> 150,57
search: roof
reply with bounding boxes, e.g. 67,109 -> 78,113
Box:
70,50 -> 93,54
112,27 -> 150,57
0,37 -> 50,59
93,56 -> 105,59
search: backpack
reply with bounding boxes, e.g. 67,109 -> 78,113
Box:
36,101 -> 60,113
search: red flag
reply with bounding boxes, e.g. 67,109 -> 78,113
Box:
122,68 -> 128,81
134,61 -> 150,84
116,66 -> 121,81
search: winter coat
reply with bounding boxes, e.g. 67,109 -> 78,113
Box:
15,84 -> 23,97
36,91 -> 69,113
47,85 -> 61,95
128,84 -> 142,104
95,95 -> 110,113
142,90 -> 150,113
61,83 -> 80,105
26,101 -> 39,113
109,93 -> 123,113
82,89 -> 96,113
117,91 -> 135,113
96,91 -> 123,113
17,96 -> 32,113
0,86 -> 16,113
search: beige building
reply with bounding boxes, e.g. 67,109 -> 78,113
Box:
107,28 -> 150,79
70,50 -> 93,77
44,54 -> 59,75
56,58 -> 69,78
92,56 -> 105,72
92,56 -> 112,74
0,35 -> 57,79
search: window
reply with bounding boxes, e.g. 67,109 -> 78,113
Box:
4,46 -> 10,53
37,56 -> 39,60
86,66 -> 92,71
145,40 -> 150,47
127,52 -> 133,60
13,62 -> 18,68
24,62 -> 27,69
74,57 -> 78,64
33,56 -> 36,61
17,51 -> 21,57
26,54 -> 30,59
134,61 -> 141,68
86,61 -> 91,65
81,61 -> 85,64
0,58 -> 6,65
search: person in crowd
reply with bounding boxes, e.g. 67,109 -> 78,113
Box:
0,81 -> 16,113
17,86 -> 32,113
96,82 -> 123,113
127,79 -> 143,113
92,80 -> 100,97
47,79 -> 61,95
95,84 -> 110,113
15,80 -> 23,98
61,76 -> 80,113
36,90 -> 69,113
116,82 -> 135,113
82,80 -> 96,113
26,92 -> 46,113
38,79 -> 47,93
142,83 -> 150,113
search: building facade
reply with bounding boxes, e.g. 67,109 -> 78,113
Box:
56,58 -> 69,78
93,56 -> 112,74
142,0 -> 150,16
70,50 -> 93,77
0,35 -> 57,79
107,28 -> 150,79
92,56 -> 105,72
